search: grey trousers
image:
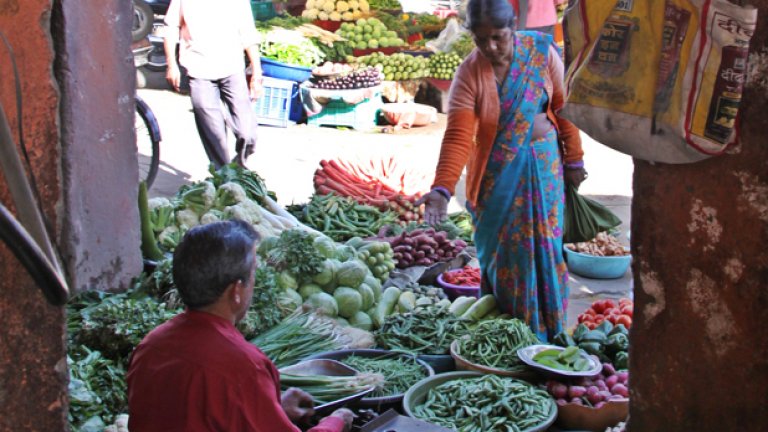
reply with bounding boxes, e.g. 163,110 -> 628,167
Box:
188,73 -> 257,169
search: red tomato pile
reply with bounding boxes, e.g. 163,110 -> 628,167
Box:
577,298 -> 633,330
442,266 -> 481,287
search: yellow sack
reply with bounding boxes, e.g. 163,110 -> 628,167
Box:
561,0 -> 758,163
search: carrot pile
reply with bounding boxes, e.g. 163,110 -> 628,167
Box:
313,158 -> 432,224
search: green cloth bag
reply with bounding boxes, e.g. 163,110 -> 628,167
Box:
563,184 -> 622,243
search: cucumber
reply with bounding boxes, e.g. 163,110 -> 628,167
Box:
448,296 -> 476,316
460,294 -> 498,322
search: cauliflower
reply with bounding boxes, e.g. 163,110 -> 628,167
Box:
200,209 -> 224,225
224,199 -> 263,225
305,0 -> 315,9
342,11 -> 354,21
336,0 -> 349,12
147,197 -> 175,234
302,8 -> 319,20
214,181 -> 248,208
322,0 -> 336,13
179,180 -> 216,215
358,0 -> 369,12
330,11 -> 341,21
349,0 -> 359,10
175,208 -> 200,229
158,226 -> 183,251
318,11 -> 330,20
352,10 -> 362,19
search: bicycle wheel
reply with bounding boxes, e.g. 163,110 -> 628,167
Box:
0,203 -> 69,306
135,96 -> 161,189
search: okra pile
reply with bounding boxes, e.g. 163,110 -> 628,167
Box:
412,375 -> 555,432
456,319 -> 540,372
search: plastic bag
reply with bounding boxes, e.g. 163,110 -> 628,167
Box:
561,0 -> 758,164
563,184 -> 622,244
425,18 -> 469,53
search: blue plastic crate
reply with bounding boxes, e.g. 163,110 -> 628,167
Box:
252,77 -> 302,128
250,1 -> 276,21
260,57 -> 313,83
307,91 -> 383,130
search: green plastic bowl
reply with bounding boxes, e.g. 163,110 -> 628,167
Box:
403,371 -> 557,432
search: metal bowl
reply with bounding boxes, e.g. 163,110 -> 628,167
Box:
279,359 -> 376,415
516,344 -> 602,378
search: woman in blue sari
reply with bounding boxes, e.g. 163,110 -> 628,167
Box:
419,0 -> 586,341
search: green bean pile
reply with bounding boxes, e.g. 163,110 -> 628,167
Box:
456,319 -> 541,372
376,308 -> 471,355
412,375 -> 555,432
341,355 -> 427,398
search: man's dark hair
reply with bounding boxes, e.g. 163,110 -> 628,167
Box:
172,220 -> 260,309
466,0 -> 517,31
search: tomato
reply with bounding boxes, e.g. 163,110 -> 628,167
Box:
585,321 -> 598,330
617,315 -> 633,328
584,307 -> 597,316
619,298 -> 633,307
620,305 -> 633,318
591,301 -> 606,314
594,315 -> 605,324
603,299 -> 617,310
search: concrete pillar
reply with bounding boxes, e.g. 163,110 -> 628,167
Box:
630,2 -> 768,430
0,0 -> 141,429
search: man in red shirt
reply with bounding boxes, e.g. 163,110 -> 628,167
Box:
127,220 -> 352,432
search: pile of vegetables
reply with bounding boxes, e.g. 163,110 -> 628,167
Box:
577,298 -> 633,329
455,318 -> 540,373
376,307 -> 471,355
367,0 -> 401,10
545,363 -> 629,408
252,312 -> 373,368
296,193 -> 398,241
313,158 -> 428,223
446,294 -> 499,322
553,321 -> 629,370
412,375 -> 556,432
341,354 -> 428,398
372,227 -> 468,268
334,17 -> 406,49
399,281 -> 448,307
280,371 -> 384,403
260,28 -> 326,67
429,52 -> 463,80
566,232 -> 630,256
353,52 -> 431,81
532,346 -> 592,372
450,32 -> 476,58
302,0 -> 370,21
447,211 -> 475,244
441,266 -> 480,287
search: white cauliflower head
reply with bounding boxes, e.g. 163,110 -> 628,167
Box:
322,0 -> 336,13
318,11 -> 330,20
336,0 -> 350,12
302,8 -> 319,20
330,11 -> 341,21
358,0 -> 369,12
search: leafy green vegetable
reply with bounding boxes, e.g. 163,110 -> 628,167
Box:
263,229 -> 325,279
208,162 -> 273,204
260,38 -> 324,67
68,347 -> 127,430
236,266 -> 285,340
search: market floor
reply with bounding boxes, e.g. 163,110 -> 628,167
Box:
138,68 -> 634,328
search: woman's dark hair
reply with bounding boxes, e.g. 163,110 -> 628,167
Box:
466,0 -> 517,31
172,220 -> 260,309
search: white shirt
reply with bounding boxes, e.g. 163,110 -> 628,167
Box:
165,0 -> 260,80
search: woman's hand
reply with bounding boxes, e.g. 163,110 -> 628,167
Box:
281,387 -> 315,424
564,167 -> 588,188
415,190 -> 449,225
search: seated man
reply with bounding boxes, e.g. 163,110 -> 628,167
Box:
127,220 -> 352,432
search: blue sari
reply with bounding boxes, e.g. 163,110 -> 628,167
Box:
468,32 -> 568,341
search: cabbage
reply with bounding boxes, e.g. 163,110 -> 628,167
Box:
276,270 -> 298,290
336,260 -> 368,288
357,283 -> 375,311
278,289 -> 303,315
334,244 -> 357,262
363,275 -> 382,302
305,292 -> 338,317
333,287 -> 363,319
312,259 -> 337,286
336,317 -> 350,327
348,311 -> 373,331
313,236 -> 337,259
299,283 -> 324,300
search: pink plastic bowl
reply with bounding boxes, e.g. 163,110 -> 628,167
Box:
436,271 -> 480,301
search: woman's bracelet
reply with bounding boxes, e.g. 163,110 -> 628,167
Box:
564,161 -> 585,169
431,186 -> 452,201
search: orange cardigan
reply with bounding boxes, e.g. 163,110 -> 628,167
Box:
432,44 -> 583,207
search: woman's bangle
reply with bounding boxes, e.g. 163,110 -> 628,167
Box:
431,186 -> 452,201
564,161 -> 585,169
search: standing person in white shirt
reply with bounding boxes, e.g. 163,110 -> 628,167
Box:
164,0 -> 263,169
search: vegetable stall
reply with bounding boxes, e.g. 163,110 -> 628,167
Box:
67,4 -> 631,432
